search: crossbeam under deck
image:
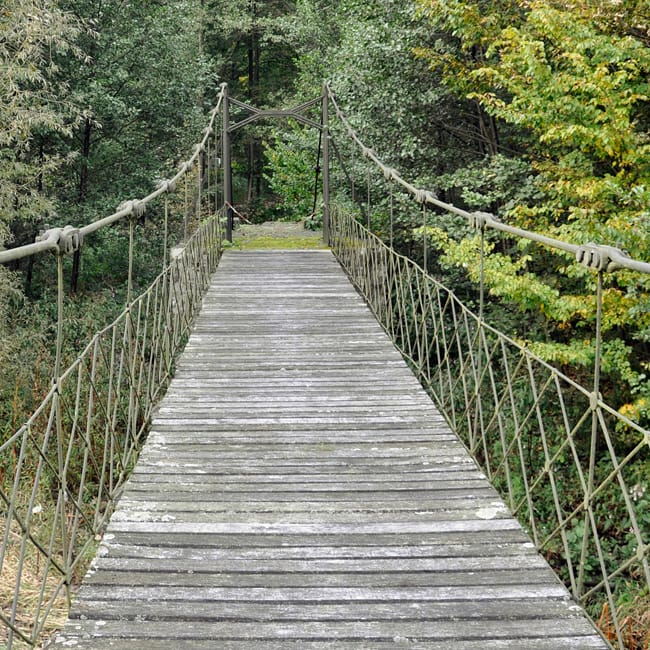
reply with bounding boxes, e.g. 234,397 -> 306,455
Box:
55,250 -> 608,649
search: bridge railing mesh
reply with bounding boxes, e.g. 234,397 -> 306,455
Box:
330,205 -> 650,649
0,94 -> 225,646
0,215 -> 222,647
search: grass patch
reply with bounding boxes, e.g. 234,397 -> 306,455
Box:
229,220 -> 328,251
1,518 -> 71,649
233,235 -> 328,250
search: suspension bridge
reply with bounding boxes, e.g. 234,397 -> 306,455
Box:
1,84 -> 649,649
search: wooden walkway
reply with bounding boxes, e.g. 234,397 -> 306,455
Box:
56,250 -> 608,649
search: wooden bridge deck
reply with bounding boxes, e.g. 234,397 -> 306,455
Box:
56,250 -> 607,649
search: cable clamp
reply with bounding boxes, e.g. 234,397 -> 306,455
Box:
157,178 -> 177,193
589,391 -> 601,412
118,200 -> 146,218
576,243 -> 629,272
37,226 -> 83,255
59,226 -> 83,254
470,211 -> 493,230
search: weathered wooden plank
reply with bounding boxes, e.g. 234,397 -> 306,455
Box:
116,483 -> 502,502
83,569 -> 559,589
101,530 -> 535,549
103,520 -> 524,534
91,554 -> 551,574
94,541 -> 540,560
107,497 -> 514,514
59,618 -> 602,642
56,250 -> 608,649
67,598 -> 586,623
126,473 -> 488,486
107,511 -> 515,525
49,638 -> 610,649
72,583 -> 572,603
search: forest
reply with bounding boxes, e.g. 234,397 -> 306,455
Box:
1,0 -> 649,647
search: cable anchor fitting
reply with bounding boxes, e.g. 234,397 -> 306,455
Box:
59,226 -> 83,255
157,178 -> 177,193
576,243 -> 629,273
37,226 -> 83,255
118,200 -> 146,219
469,211 -> 493,230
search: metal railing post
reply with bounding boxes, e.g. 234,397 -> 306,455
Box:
322,83 -> 330,244
197,147 -> 203,226
389,180 -> 394,249
222,83 -> 233,242
163,194 -> 169,270
366,167 -> 371,230
127,215 -> 135,306
54,249 -> 71,608
579,270 -> 604,595
422,202 -> 427,271
183,173 -> 189,242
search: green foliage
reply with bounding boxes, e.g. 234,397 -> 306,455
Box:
414,0 -> 650,423
205,0 -> 298,102
0,0 -> 211,438
436,154 -> 542,214
56,0 -> 209,210
263,128 -> 319,221
0,0 -> 84,424
234,234 -> 326,249
0,1 -> 83,245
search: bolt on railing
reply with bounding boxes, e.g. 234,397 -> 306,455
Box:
0,91 -> 226,648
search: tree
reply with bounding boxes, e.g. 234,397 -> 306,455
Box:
47,0 -> 210,290
0,0 -> 84,428
1,0 -> 212,423
56,0 -> 208,208
0,0 -> 82,248
203,0 -> 299,205
416,0 -> 650,418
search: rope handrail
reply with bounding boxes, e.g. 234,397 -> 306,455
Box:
329,206 -> 649,650
0,94 -> 224,264
325,83 -> 650,276
0,88 -> 227,648
324,207 -> 645,438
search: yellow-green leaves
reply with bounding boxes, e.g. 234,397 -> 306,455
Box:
415,0 -> 650,421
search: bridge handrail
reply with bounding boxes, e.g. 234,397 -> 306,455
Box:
0,90 -> 226,648
325,84 -> 650,276
329,206 -> 649,650
0,94 -> 224,265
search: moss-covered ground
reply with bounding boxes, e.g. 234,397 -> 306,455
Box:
229,220 -> 327,250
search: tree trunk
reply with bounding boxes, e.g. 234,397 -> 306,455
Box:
247,139 -> 255,203
79,118 -> 92,202
246,0 -> 261,203
475,100 -> 499,156
71,118 -> 93,294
